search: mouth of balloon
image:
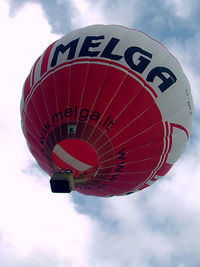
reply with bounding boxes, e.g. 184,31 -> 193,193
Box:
52,138 -> 99,175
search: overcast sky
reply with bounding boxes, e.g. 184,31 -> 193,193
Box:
0,0 -> 200,266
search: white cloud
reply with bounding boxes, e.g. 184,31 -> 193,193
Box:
68,0 -> 137,29
0,1 -> 94,265
89,149 -> 200,266
69,0 -> 108,29
165,0 -> 197,18
0,1 -> 59,120
1,0 -> 200,266
164,33 -> 200,111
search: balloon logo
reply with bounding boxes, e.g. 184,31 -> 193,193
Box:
20,25 -> 193,197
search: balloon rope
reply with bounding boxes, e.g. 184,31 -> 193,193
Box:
96,101 -> 159,153
22,117 -> 53,155
52,70 -> 64,143
80,62 -> 110,140
74,62 -> 90,140
24,94 -> 54,150
40,83 -> 59,147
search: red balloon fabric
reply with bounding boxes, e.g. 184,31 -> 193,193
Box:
20,25 -> 193,197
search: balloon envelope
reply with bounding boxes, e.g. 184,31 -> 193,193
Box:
20,25 -> 193,197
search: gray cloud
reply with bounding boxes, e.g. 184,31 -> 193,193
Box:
72,155 -> 200,266
8,0 -> 200,41
100,0 -> 200,43
3,1 -> 200,266
8,0 -> 73,34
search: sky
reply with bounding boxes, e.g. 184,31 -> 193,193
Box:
0,0 -> 200,266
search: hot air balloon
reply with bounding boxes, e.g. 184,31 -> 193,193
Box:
20,24 -> 193,197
